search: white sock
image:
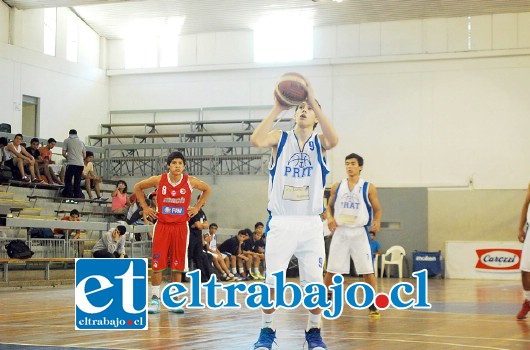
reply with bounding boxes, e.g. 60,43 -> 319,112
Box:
254,268 -> 260,274
525,290 -> 530,300
262,312 -> 274,329
239,267 -> 245,274
151,285 -> 160,299
307,312 -> 321,331
222,273 -> 227,277
232,268 -> 237,274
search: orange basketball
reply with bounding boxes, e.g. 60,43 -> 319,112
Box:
275,72 -> 308,106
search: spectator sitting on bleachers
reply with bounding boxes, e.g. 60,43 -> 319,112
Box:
218,229 -> 250,281
92,225 -> 128,258
53,209 -> 81,240
111,180 -> 130,215
242,222 -> 266,280
38,138 -> 64,185
25,138 -> 44,182
204,223 -> 237,281
4,133 -> 42,182
81,151 -> 103,200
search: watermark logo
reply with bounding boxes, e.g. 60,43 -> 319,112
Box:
159,269 -> 431,318
475,249 -> 521,270
75,258 -> 148,330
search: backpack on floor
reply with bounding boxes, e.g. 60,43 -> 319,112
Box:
5,239 -> 34,259
0,165 -> 12,183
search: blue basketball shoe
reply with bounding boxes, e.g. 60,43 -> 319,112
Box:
305,328 -> 327,350
253,327 -> 277,350
147,295 -> 160,314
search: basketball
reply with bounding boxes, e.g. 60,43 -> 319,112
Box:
275,72 -> 308,106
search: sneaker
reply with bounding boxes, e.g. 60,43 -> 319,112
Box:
253,327 -> 277,350
148,295 -> 160,314
305,328 -> 327,350
32,178 -> 43,183
169,295 -> 185,314
235,273 -> 247,281
368,304 -> 380,318
223,274 -> 235,281
517,300 -> 530,320
21,176 -> 30,182
369,309 -> 381,318
256,272 -> 266,280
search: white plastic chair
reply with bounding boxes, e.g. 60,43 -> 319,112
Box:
381,245 -> 406,278
373,253 -> 380,278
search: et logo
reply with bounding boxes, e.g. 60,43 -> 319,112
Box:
75,259 -> 148,330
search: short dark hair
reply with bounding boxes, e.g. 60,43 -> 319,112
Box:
14,133 -> 23,139
116,180 -> 128,192
85,151 -> 94,158
116,225 -> 126,235
47,138 -> 56,144
69,129 -> 77,135
167,151 -> 185,166
369,231 -> 376,236
209,223 -> 218,229
0,137 -> 7,146
238,229 -> 250,236
30,138 -> 39,144
345,153 -> 364,166
255,222 -> 264,229
70,209 -> 80,217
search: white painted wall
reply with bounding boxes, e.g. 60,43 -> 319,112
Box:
2,7 -> 530,248
0,42 -> 108,141
0,2 -> 9,44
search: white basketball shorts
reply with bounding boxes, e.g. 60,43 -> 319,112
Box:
264,215 -> 325,287
326,226 -> 374,275
521,226 -> 530,272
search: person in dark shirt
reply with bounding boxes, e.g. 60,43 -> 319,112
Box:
25,138 -> 43,182
218,229 -> 250,279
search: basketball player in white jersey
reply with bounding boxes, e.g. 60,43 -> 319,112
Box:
323,153 -> 382,318
517,182 -> 530,320
250,75 -> 338,350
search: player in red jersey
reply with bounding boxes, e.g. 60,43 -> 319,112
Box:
133,151 -> 212,314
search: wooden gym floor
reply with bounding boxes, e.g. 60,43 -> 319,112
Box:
0,277 -> 529,350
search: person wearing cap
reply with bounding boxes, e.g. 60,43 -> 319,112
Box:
62,129 -> 86,202
92,225 -> 128,258
38,137 -> 64,185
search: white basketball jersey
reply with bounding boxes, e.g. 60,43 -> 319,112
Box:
267,130 -> 329,216
333,178 -> 373,228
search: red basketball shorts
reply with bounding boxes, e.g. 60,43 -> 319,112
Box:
151,221 -> 190,272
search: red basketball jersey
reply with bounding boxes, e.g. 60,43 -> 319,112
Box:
156,173 -> 192,224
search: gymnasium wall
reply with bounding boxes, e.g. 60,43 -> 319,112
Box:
1,6 -> 529,260
0,5 -> 108,140
108,14 -> 530,254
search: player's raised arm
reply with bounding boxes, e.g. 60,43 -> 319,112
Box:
251,94 -> 290,149
304,78 -> 339,151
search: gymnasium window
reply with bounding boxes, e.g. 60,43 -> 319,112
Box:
254,10 -> 314,63
66,11 -> 78,62
43,8 -> 56,56
124,17 -> 183,69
